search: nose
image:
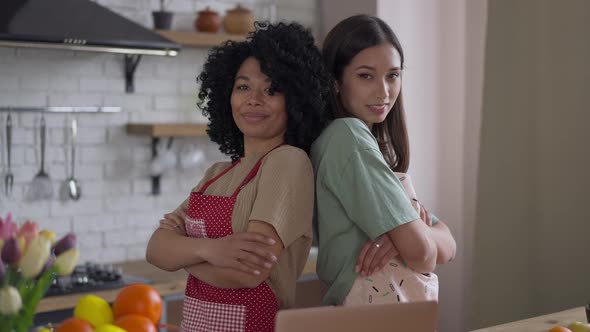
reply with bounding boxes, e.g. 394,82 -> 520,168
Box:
246,89 -> 264,106
376,79 -> 389,101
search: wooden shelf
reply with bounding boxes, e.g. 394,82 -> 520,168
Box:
155,30 -> 248,48
126,123 -> 207,137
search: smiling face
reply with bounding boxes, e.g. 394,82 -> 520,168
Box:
231,57 -> 288,149
337,43 -> 402,129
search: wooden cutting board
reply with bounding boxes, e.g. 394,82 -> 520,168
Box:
470,306 -> 588,332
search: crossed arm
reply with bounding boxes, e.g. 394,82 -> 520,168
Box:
355,205 -> 457,276
146,204 -> 283,289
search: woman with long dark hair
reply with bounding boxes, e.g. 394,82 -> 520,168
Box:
311,15 -> 456,306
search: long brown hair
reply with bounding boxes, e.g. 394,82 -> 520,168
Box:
322,15 -> 410,172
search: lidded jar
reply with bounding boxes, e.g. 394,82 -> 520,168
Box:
195,7 -> 221,33
223,4 -> 255,34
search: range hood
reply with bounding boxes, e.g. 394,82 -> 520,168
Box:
0,0 -> 180,56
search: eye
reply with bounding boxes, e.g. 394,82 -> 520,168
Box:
387,72 -> 401,80
265,86 -> 282,96
235,84 -> 249,91
357,73 -> 373,79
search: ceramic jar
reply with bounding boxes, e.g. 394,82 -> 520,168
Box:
223,5 -> 255,35
195,7 -> 221,33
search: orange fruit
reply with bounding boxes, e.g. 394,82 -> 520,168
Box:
55,317 -> 94,332
115,314 -> 158,332
113,284 -> 163,324
549,326 -> 573,332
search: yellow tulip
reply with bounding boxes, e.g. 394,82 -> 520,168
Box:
18,236 -> 51,278
17,235 -> 26,253
0,286 -> 22,315
39,230 -> 56,245
54,248 -> 80,276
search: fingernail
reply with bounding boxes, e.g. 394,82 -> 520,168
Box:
268,238 -> 276,245
355,265 -> 360,273
264,262 -> 272,268
253,270 -> 260,275
270,255 -> 277,262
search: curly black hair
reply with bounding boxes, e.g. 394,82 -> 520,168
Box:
197,22 -> 331,161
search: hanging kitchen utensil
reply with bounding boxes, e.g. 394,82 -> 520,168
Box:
4,113 -> 13,196
27,115 -> 53,200
66,118 -> 81,200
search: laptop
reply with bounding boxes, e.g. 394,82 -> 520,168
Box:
275,301 -> 438,332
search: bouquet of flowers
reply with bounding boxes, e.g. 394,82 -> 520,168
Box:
0,214 -> 80,332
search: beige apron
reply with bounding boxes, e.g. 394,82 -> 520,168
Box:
343,173 -> 439,305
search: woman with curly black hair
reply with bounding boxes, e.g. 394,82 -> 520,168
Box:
147,21 -> 330,331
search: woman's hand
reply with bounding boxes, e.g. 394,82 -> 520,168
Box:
159,209 -> 188,235
200,233 -> 278,276
418,203 -> 433,226
159,209 -> 278,275
355,233 -> 400,277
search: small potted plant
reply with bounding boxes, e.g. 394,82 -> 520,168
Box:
153,0 -> 174,30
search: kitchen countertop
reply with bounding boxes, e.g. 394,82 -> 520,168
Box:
470,306 -> 588,332
36,254 -> 317,314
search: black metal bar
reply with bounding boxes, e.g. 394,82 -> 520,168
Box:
124,54 -> 142,93
151,137 -> 161,195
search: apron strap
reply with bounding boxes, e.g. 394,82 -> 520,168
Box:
196,159 -> 241,194
230,144 -> 284,198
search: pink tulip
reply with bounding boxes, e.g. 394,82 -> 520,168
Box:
17,220 -> 39,245
0,214 -> 17,240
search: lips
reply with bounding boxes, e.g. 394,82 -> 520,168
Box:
241,112 -> 269,122
367,104 -> 389,115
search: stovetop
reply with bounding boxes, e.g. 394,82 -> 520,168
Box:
45,262 -> 153,297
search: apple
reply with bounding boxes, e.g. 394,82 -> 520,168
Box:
567,322 -> 590,332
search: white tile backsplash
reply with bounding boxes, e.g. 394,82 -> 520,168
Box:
0,76 -> 19,91
0,0 -> 318,264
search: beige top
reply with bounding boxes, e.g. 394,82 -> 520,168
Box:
180,145 -> 314,308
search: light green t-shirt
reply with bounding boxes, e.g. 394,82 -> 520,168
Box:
310,118 -> 423,305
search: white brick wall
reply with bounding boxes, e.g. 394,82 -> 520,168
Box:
0,0 -> 318,264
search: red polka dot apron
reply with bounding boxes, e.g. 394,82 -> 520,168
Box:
181,150 -> 279,332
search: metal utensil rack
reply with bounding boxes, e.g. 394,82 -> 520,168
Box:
0,106 -> 121,197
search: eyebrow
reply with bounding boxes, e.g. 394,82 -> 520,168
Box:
235,75 -> 273,84
354,65 -> 401,71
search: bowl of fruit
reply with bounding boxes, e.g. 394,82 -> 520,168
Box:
48,283 -> 177,332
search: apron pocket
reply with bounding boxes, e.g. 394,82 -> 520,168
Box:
181,295 -> 246,332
